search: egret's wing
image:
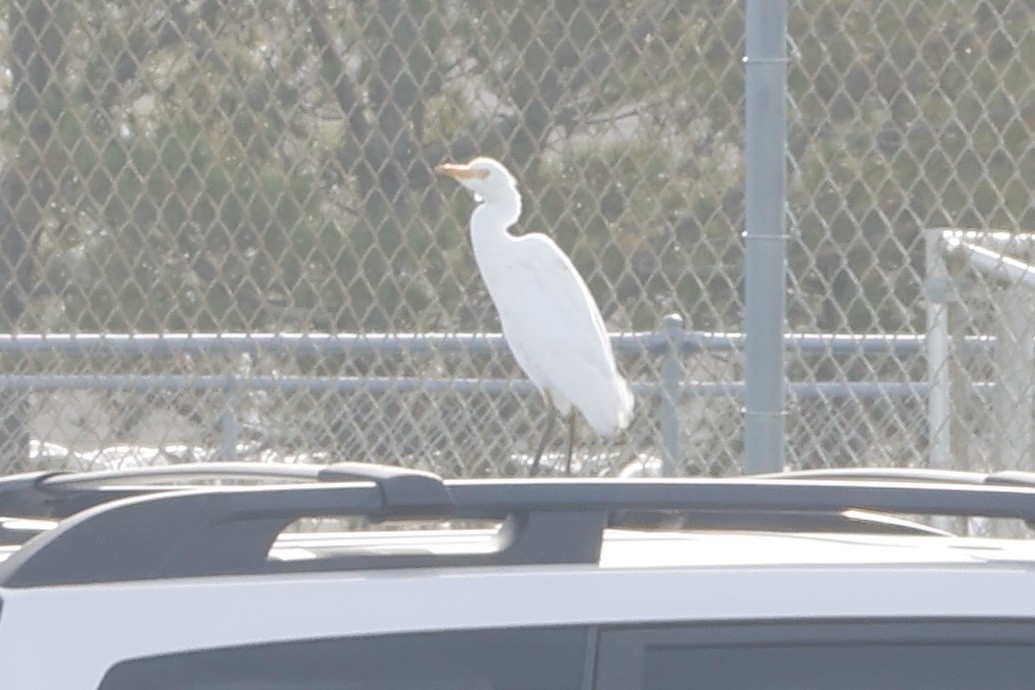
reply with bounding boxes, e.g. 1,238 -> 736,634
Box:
496,233 -> 632,435
511,234 -> 613,366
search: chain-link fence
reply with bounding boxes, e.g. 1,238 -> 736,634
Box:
786,1 -> 1035,475
0,0 -> 1032,477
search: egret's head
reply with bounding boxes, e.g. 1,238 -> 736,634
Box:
435,157 -> 519,206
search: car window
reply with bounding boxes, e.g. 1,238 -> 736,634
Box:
645,642 -> 1035,689
97,626 -> 587,690
595,620 -> 1035,690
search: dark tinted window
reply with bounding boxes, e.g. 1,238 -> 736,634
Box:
596,621 -> 1035,690
647,643 -> 1035,689
99,626 -> 586,690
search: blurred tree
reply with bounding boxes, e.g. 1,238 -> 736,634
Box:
0,0 -> 71,467
1,0 -> 747,338
788,0 -> 1035,336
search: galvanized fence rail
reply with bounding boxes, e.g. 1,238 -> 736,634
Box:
0,312 -> 1001,477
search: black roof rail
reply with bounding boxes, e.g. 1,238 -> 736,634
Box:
3,473 -> 1035,587
981,471 -> 1035,489
0,461 -> 450,521
758,468 -> 987,484
761,467 -> 1035,489
618,508 -> 952,536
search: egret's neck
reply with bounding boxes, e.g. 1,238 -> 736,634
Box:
470,196 -> 521,242
468,193 -> 521,301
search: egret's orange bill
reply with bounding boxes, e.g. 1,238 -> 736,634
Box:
435,162 -> 489,180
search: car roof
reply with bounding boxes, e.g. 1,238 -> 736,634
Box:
264,525 -> 1035,569
600,528 -> 1035,568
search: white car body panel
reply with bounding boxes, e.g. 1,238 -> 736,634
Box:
3,530 -> 1035,689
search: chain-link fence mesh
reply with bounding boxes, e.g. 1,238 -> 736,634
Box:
0,1 -> 1031,477
787,1 -> 1035,475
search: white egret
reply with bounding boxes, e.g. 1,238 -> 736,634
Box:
436,157 -> 634,475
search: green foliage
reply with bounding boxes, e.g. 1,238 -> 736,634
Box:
3,0 -> 1031,340
788,0 -> 1035,333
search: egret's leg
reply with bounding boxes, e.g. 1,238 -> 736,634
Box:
530,404 -> 556,477
564,410 -> 577,476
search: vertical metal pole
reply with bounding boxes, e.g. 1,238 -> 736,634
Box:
924,228 -> 952,470
743,0 -> 788,473
660,313 -> 685,475
220,384 -> 240,460
925,229 -> 965,534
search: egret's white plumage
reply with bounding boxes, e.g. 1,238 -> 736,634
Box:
436,157 -> 634,472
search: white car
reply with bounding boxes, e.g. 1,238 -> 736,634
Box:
2,463 -> 1035,689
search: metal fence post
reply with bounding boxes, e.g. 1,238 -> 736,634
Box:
220,382 -> 240,461
924,229 -> 952,470
659,314 -> 685,475
743,0 -> 788,474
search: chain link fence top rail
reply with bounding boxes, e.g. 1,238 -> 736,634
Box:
0,0 -> 1031,477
